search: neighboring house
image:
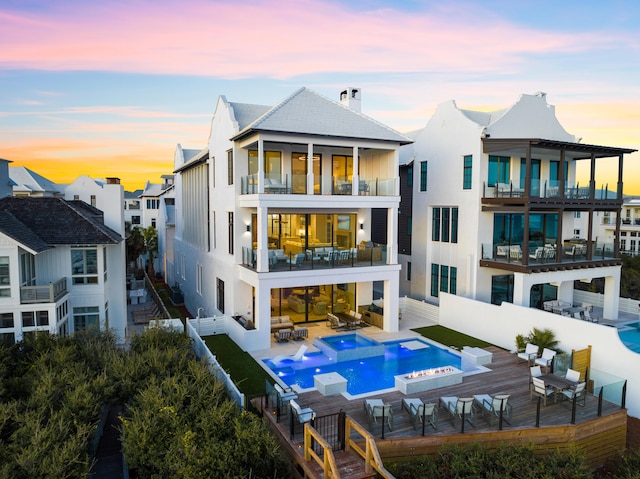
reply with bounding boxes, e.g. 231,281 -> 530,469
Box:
156,176 -> 175,284
591,196 -> 640,257
402,92 -> 636,320
124,189 -> 143,226
0,159 -> 12,198
173,86 -> 412,351
0,196 -> 126,344
140,176 -> 174,229
9,165 -> 62,197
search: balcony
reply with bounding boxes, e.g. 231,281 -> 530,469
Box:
20,277 -> 68,304
242,245 -> 387,272
482,180 -> 619,206
240,174 -> 395,196
480,241 -> 619,272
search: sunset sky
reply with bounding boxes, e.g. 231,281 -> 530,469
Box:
1,0 -> 638,193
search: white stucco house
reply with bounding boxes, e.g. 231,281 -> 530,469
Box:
402,92 -> 636,320
0,194 -> 126,344
172,87 -> 412,351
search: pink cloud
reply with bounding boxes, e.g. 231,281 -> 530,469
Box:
0,0 -> 617,78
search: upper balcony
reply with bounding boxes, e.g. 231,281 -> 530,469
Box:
480,240 -> 620,273
20,277 -> 68,304
241,174 -> 395,197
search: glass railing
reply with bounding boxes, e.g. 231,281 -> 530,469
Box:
483,241 -> 618,265
241,245 -> 388,271
483,180 -> 618,200
241,174 -> 395,196
590,368 -> 627,408
20,277 -> 68,304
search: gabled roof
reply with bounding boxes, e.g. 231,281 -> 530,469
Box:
230,87 -> 413,145
124,189 -> 143,199
9,166 -> 61,195
228,102 -> 271,130
0,197 -> 122,246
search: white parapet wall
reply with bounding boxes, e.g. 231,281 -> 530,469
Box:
439,293 -> 640,419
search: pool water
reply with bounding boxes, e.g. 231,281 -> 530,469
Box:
314,333 -> 385,361
619,321 -> 640,353
264,337 -> 462,396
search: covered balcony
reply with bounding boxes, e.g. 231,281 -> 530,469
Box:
20,277 -> 68,304
481,138 -> 636,207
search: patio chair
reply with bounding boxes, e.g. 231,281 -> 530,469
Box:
402,398 -> 437,431
473,394 -> 512,425
560,381 -> 587,406
286,253 -> 306,267
273,329 -> 292,342
440,396 -> 475,428
534,348 -> 557,373
517,343 -> 539,364
529,247 -> 544,262
290,399 -> 315,424
364,399 -> 394,431
327,313 -> 346,330
292,328 -> 308,341
273,383 -> 298,409
529,365 -> 542,399
531,377 -> 555,406
565,368 -> 581,383
583,310 -> 598,323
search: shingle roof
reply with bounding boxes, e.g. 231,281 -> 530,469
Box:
0,211 -> 50,253
231,87 -> 413,145
0,197 -> 123,246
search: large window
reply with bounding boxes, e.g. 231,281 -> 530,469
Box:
20,252 -> 35,287
488,155 -> 510,187
0,257 -> 9,297
432,207 -> 458,243
0,312 -> 14,328
71,249 -> 98,284
431,264 -> 457,297
463,155 -> 472,189
146,199 -> 159,209
491,274 -> 514,305
73,306 -> 99,331
420,161 -> 428,191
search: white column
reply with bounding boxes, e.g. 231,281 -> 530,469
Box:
307,143 -> 314,195
387,207 -> 397,265
352,146 -> 359,196
254,282 -> 273,350
257,206 -> 269,272
603,273 -> 620,320
383,278 -> 399,332
512,274 -> 526,306
257,138 -> 264,193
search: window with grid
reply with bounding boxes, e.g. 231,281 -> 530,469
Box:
71,249 -> 98,284
0,257 -> 9,297
73,306 -> 99,331
227,150 -> 234,185
432,208 -> 440,241
420,161 -> 428,191
228,212 -> 234,255
463,155 -> 472,189
430,263 -> 439,297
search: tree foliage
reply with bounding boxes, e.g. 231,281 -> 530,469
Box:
0,328 -> 288,479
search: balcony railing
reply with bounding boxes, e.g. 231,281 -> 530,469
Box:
483,180 -> 616,200
481,241 -> 617,266
240,174 -> 396,196
20,277 -> 68,304
241,245 -> 387,271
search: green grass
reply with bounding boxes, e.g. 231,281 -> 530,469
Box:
204,334 -> 274,397
412,325 -> 498,350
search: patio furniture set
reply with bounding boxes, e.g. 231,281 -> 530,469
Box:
327,310 -> 364,330
272,326 -> 309,342
543,300 -> 598,322
529,365 -> 586,406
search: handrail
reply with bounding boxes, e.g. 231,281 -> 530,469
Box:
303,423 -> 340,479
344,416 -> 394,479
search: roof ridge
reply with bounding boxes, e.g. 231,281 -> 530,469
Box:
249,86 -> 306,129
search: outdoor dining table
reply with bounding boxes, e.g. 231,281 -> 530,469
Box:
540,374 -> 577,400
335,312 -> 360,330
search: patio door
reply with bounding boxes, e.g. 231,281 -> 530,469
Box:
521,158 -> 540,196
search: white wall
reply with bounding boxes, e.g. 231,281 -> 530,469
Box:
439,293 -> 640,418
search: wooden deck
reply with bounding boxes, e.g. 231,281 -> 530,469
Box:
259,346 -> 626,476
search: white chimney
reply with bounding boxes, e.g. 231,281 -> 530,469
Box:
339,87 -> 361,112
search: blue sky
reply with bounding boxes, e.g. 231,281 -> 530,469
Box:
0,0 -> 638,191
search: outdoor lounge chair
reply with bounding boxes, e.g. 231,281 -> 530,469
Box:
560,381 -> 587,406
583,310 -> 598,323
327,313 -> 346,330
402,398 -> 437,431
273,329 -> 291,342
290,399 -> 315,424
473,394 -> 512,425
534,348 -> 557,373
440,396 -> 475,428
531,377 -> 555,406
517,343 -> 539,364
272,383 -> 297,409
292,328 -> 308,341
364,399 -> 394,431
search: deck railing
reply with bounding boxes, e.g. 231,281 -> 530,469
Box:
344,416 -> 394,479
303,423 -> 340,479
20,277 -> 68,304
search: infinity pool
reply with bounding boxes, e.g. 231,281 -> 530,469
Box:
263,336 -> 463,396
619,321 -> 640,353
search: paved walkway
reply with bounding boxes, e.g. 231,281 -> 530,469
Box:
89,407 -> 124,479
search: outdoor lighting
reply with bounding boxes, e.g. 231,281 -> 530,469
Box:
360,223 -> 364,230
